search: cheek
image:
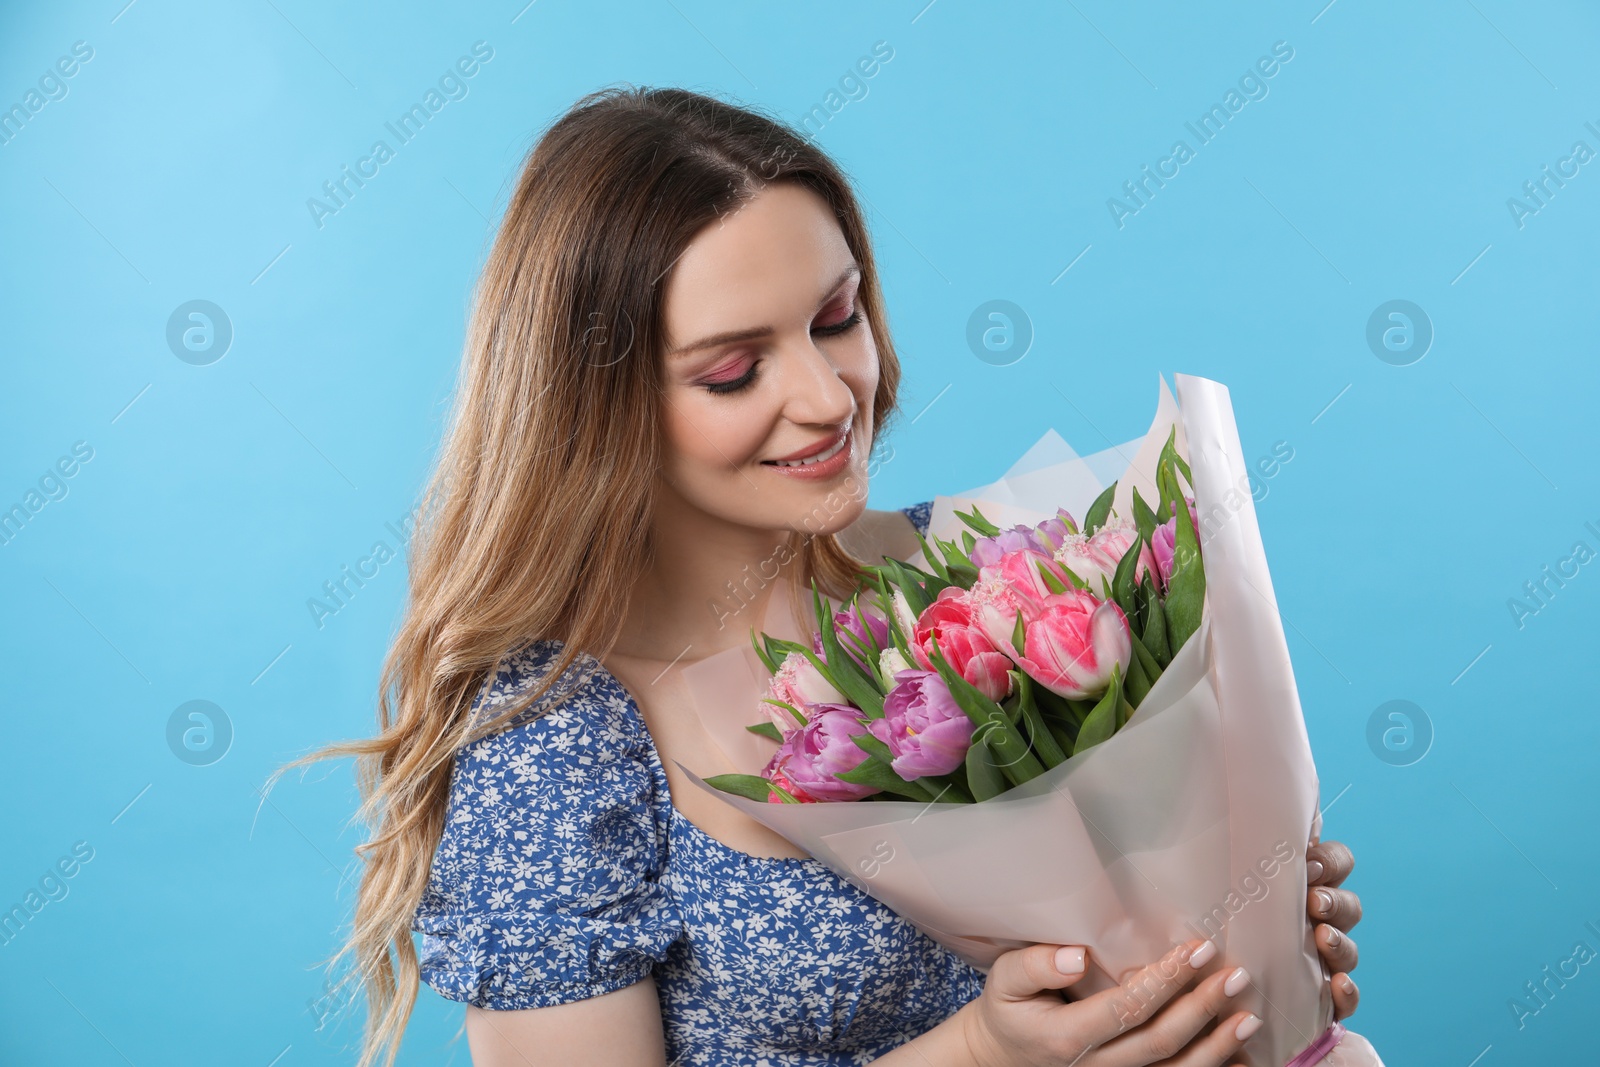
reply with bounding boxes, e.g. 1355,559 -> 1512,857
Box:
847,334 -> 881,424
662,390 -> 770,475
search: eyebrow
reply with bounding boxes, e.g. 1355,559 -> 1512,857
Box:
666,263 -> 862,360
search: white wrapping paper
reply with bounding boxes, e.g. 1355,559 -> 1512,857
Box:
678,373 -> 1382,1067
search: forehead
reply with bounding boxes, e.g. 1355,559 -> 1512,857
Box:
661,183 -> 856,344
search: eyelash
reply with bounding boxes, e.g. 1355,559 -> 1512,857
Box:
703,309 -> 863,396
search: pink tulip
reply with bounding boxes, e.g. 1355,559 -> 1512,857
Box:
970,576 -> 1133,700
760,704 -> 881,802
1054,516 -> 1157,595
762,650 -> 846,735
764,766 -> 819,804
909,586 -> 1014,701
984,547 -> 1076,617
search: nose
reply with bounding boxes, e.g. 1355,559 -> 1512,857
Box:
776,334 -> 856,430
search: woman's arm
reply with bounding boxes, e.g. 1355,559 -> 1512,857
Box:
463,977 -> 670,1066
873,941 -> 1258,1067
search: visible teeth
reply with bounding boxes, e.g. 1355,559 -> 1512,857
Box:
771,432 -> 847,467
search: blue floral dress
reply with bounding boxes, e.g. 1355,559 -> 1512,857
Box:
412,500 -> 985,1065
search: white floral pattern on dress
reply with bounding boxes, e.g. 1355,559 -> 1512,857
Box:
412,502 -> 985,1065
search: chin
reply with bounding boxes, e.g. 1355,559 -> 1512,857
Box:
784,471 -> 870,537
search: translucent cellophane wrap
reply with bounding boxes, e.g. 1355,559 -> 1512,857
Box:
679,374 -> 1383,1067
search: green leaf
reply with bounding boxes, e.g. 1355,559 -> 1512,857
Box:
1155,426 -> 1181,524
745,721 -> 784,743
761,698 -> 807,727
1045,716 -> 1078,756
762,633 -> 813,663
925,634 -> 1045,785
750,626 -> 780,674
1065,697 -> 1097,724
1157,463 -> 1187,546
1132,485 -> 1159,545
1142,581 -> 1171,666
1072,664 -> 1123,755
1083,481 -> 1117,535
932,533 -> 972,571
706,773 -> 781,803
1111,531 -> 1145,622
964,731 -> 1007,801
917,531 -> 953,582
812,585 -> 886,718
835,754 -> 936,800
1010,609 -> 1026,655
836,618 -> 888,695
1163,484 -> 1206,657
886,559 -> 933,618
955,505 -> 1002,538
1015,670 -> 1067,768
1129,628 -> 1162,688
922,775 -> 976,803
1036,558 -> 1070,595
1123,646 -> 1151,708
851,729 -> 896,764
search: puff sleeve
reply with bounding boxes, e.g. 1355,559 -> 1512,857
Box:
411,641 -> 685,1010
899,500 -> 933,538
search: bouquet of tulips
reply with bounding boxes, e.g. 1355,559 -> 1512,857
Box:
707,426 -> 1203,808
678,375 -> 1382,1067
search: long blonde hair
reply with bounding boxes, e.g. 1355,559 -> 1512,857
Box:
270,85 -> 907,1067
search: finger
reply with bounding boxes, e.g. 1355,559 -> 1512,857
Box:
1330,971 -> 1359,1020
1165,1009 -> 1263,1067
986,942 -> 1091,1001
1306,840 -> 1354,888
1094,963 -> 1252,1067
1315,923 -> 1359,975
1061,939 -> 1212,1047
1307,886 -> 1363,932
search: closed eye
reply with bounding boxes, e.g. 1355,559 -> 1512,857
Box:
702,309 -> 863,396
813,309 -> 862,337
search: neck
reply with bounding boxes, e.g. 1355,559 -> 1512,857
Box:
612,493 -> 821,665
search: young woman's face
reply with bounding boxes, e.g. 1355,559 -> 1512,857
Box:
656,181 -> 878,537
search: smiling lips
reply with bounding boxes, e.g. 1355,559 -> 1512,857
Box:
761,423 -> 854,477
763,421 -> 849,465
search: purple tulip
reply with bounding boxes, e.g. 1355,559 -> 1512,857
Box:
1151,497 -> 1200,591
971,507 -> 1078,569
867,669 -> 976,779
1031,507 -> 1080,554
814,599 -> 890,675
761,704 -> 881,802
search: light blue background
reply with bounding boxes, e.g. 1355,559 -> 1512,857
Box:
3,1 -> 1596,1063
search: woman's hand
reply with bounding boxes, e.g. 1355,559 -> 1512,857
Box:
958,939 -> 1260,1067
1306,837 -> 1361,1020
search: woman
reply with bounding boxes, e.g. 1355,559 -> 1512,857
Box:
283,86 -> 1363,1067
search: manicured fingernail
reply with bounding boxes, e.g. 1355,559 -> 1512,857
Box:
1223,967 -> 1250,997
1055,946 -> 1086,975
1188,939 -> 1217,969
1340,976 -> 1357,996
1314,889 -> 1333,914
1235,1014 -> 1263,1040
1323,925 -> 1342,948
1306,859 -> 1325,882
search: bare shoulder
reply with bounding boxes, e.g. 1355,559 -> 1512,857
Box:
835,506 -> 920,565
